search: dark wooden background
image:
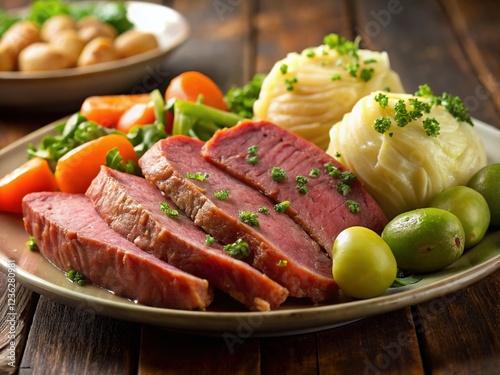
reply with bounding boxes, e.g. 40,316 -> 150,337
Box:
0,0 -> 499,374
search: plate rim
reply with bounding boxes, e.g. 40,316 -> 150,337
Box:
0,118 -> 499,336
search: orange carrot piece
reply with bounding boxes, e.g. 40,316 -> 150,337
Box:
54,134 -> 137,194
116,101 -> 156,133
0,157 -> 59,213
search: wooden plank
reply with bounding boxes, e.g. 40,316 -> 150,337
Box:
352,0 -> 499,128
254,0 -> 352,74
0,272 -> 39,375
19,296 -> 140,374
440,0 -> 500,120
414,270 -> 500,375
161,0 -> 251,91
138,325 -> 260,375
317,308 -> 424,374
260,333 -> 318,375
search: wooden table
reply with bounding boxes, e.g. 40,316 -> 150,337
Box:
1,0 -> 499,373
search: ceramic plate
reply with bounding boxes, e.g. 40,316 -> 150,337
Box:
0,1 -> 190,111
0,119 -> 499,337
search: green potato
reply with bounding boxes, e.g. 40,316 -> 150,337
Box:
468,163 -> 500,228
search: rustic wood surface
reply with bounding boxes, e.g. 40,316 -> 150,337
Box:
0,1 -> 499,374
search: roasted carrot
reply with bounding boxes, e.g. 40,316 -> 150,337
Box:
80,94 -> 152,128
116,101 -> 156,133
54,134 -> 137,193
165,71 -> 228,111
0,157 -> 59,213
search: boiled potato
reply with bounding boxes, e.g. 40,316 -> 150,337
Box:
0,44 -> 16,71
1,20 -> 41,57
114,30 -> 159,58
18,42 -> 69,72
51,30 -> 85,67
77,21 -> 117,44
40,14 -> 76,42
77,37 -> 118,66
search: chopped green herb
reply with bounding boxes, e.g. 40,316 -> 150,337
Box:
296,175 -> 308,185
205,234 -> 216,246
223,239 -> 250,260
258,207 -> 270,215
394,100 -> 412,128
408,98 -> 431,120
374,93 -> 389,108
274,201 -> 290,213
270,167 -> 287,182
309,168 -> 321,178
239,211 -> 260,227
422,117 -> 440,137
214,190 -> 230,200
364,58 -> 377,64
305,49 -> 316,58
335,152 -> 341,158
345,61 -> 359,77
285,76 -> 298,91
67,270 -> 86,286
297,185 -> 310,194
373,117 -> 392,134
186,172 -> 209,181
277,259 -> 288,267
26,236 -> 38,251
360,68 -> 374,82
246,145 -> 259,164
331,73 -> 341,81
324,163 -> 355,184
415,84 -> 434,98
105,148 -> 141,176
159,202 -> 180,218
296,175 -> 309,194
280,64 -> 288,74
336,182 -> 351,196
346,200 -> 360,213
224,73 -> 266,119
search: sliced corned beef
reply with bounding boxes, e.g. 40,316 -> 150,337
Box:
22,192 -> 212,310
139,136 -> 339,303
202,120 -> 388,255
86,166 -> 288,311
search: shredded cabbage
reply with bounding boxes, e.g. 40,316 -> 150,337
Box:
327,92 -> 488,219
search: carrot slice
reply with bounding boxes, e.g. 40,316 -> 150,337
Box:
55,134 -> 137,194
80,94 -> 152,128
116,101 -> 156,133
0,157 -> 59,213
165,71 -> 228,111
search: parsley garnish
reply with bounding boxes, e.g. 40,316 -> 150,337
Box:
296,176 -> 308,185
277,260 -> 288,267
246,145 -> 259,164
360,68 -> 374,82
205,234 -> 216,246
296,175 -> 309,194
309,168 -> 321,178
274,201 -> 290,213
374,93 -> 389,108
106,148 -> 141,176
214,190 -> 230,200
337,182 -> 351,196
223,239 -> 250,260
285,76 -> 298,91
280,64 -> 288,74
186,172 -> 209,181
160,202 -> 179,218
374,117 -> 392,134
305,49 -> 315,58
26,236 -> 38,251
239,211 -> 260,227
331,73 -> 341,81
258,207 -> 270,215
422,117 -> 440,137
394,100 -> 412,127
68,270 -> 86,286
346,200 -> 360,213
270,167 -> 287,182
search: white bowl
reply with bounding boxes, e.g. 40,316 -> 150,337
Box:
0,1 -> 190,112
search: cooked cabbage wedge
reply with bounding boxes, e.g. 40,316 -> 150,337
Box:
253,41 -> 403,150
327,92 -> 487,219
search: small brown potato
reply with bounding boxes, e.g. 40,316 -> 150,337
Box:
18,42 -> 70,72
77,37 -> 118,67
40,14 -> 76,42
77,22 -> 117,44
1,20 -> 41,57
0,44 -> 16,71
114,30 -> 159,58
50,29 -> 85,67
76,15 -> 104,29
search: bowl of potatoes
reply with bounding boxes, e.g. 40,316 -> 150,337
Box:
0,1 -> 190,111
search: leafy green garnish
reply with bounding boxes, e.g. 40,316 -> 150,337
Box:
346,200 -> 360,213
67,270 -> 86,286
126,122 -> 167,159
223,239 -> 250,260
186,172 -> 209,181
374,93 -> 389,108
225,74 -> 266,119
277,260 -> 288,267
106,148 -> 141,175
159,202 -> 179,218
214,189 -> 230,200
205,234 -> 216,246
274,201 -> 290,213
90,1 -> 133,34
239,211 -> 260,227
246,145 -> 259,164
270,167 -> 287,182
0,9 -> 20,37
374,118 -> 392,134
258,207 -> 270,215
309,168 -> 321,178
26,236 -> 39,251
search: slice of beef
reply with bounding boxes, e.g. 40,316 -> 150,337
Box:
86,166 -> 288,311
22,192 -> 212,310
202,120 -> 388,255
139,136 -> 339,303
